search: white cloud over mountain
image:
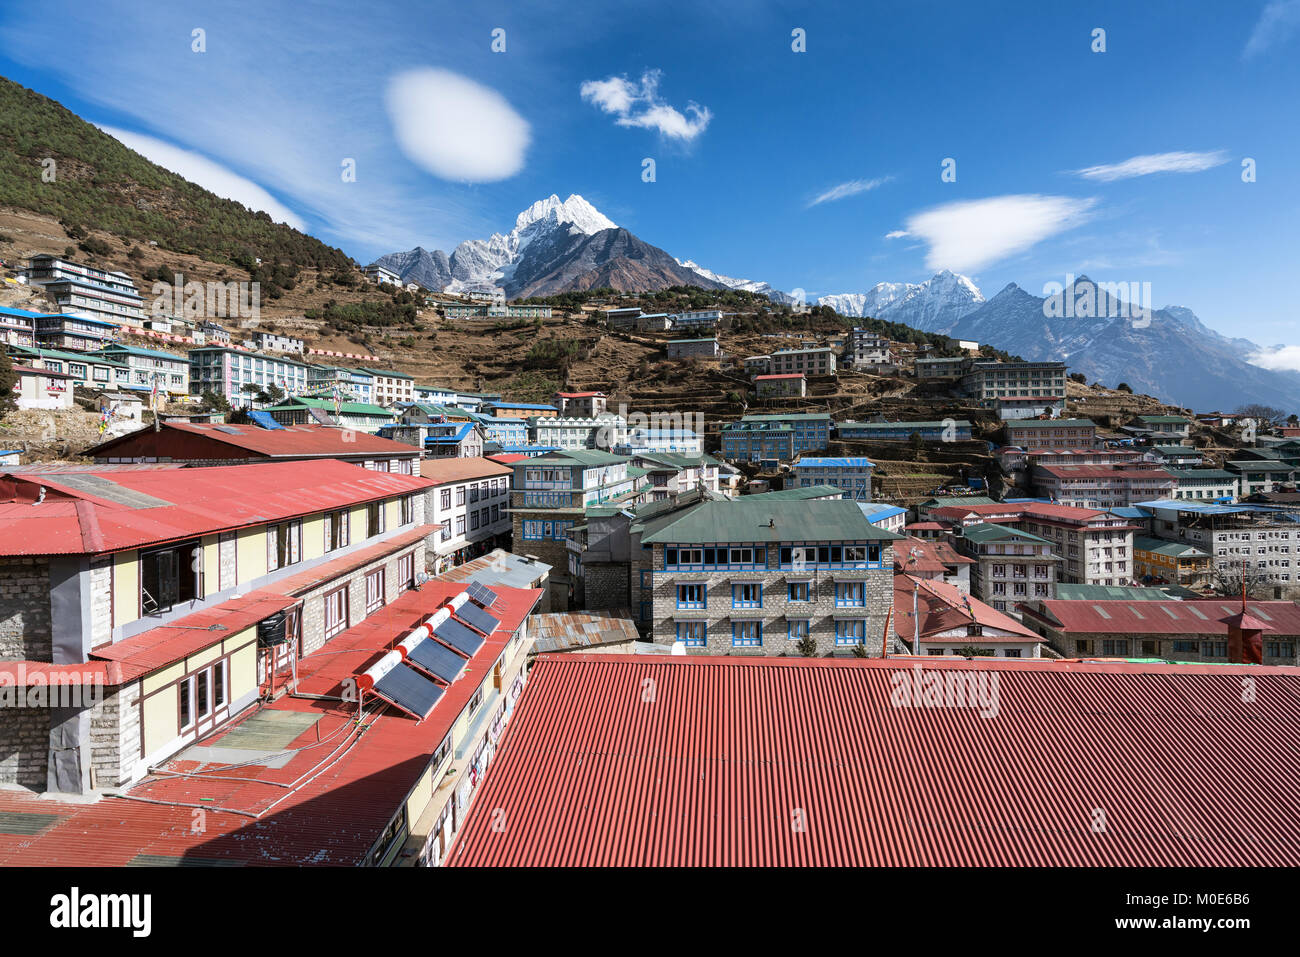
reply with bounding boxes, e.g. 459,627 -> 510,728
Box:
902,194 -> 1096,273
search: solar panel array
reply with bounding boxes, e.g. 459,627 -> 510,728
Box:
407,638 -> 468,684
372,662 -> 444,720
434,617 -> 485,657
456,602 -> 500,637
465,581 -> 499,608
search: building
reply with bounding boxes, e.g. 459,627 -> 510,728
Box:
308,365 -> 373,405
666,337 -> 720,359
743,355 -> 772,376
670,309 -> 722,331
1147,444 -> 1203,467
1132,535 -> 1212,591
754,373 -> 806,397
892,534 -> 972,588
442,303 -> 552,319
5,344 -> 131,392
381,420 -> 486,458
957,523 -> 1057,613
1031,464 -> 1175,509
643,497 -> 899,656
960,360 -> 1067,419
914,355 -> 968,380
790,456 -> 874,501
511,450 -> 643,607
894,574 -> 1042,657
628,452 -> 721,500
32,312 -> 120,351
444,653 -> 1300,866
768,346 -> 836,377
189,346 -> 311,406
1019,598 -> 1300,665
0,459 -> 433,795
0,306 -> 39,348
263,396 -> 396,433
25,255 -> 146,327
250,330 -> 306,354
94,343 -> 190,398
620,428 -> 704,456
1003,418 -> 1098,449
471,415 -> 529,446
601,306 -> 643,329
723,413 -> 831,464
836,419 -> 973,442
420,457 -> 514,574
85,421 -> 420,472
553,391 -> 607,417
359,368 -> 415,407
846,329 -> 894,369
195,319 -> 232,345
362,263 -> 401,285
483,401 -> 558,420
530,413 -> 628,451
719,419 -> 792,464
1168,468 -> 1239,502
9,364 -> 76,410
1128,414 -> 1192,443
1225,453 -> 1300,496
857,502 -> 908,534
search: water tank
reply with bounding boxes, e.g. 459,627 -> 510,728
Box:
257,611 -> 287,646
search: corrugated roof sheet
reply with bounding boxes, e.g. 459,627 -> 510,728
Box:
447,654 -> 1300,866
86,422 -> 419,460
641,498 -> 899,544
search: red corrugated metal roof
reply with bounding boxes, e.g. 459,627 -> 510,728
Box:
0,581 -> 542,866
419,456 -> 514,485
0,460 -> 434,556
447,654 -> 1300,866
486,453 -> 527,465
755,373 -> 804,380
87,422 -> 420,460
1024,599 -> 1300,636
894,574 -> 1039,642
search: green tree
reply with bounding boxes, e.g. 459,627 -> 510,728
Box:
795,632 -> 819,657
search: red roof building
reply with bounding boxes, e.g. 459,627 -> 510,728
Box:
447,654 -> 1300,866
894,574 -> 1041,656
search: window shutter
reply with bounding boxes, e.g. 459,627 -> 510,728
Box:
267,526 -> 277,571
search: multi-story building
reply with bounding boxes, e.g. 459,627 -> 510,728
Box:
621,428 -> 704,456
768,346 -> 836,376
670,309 -> 722,331
667,337 -> 720,359
754,373 -> 806,397
790,456 -> 875,501
553,391 -> 608,417
629,452 -> 721,500
530,413 -> 628,451
1019,598 -> 1300,666
1147,445 -> 1203,467
33,312 -> 119,351
472,415 -> 529,446
421,457 -> 514,573
892,535 -> 973,590
360,368 -> 415,407
195,319 -> 232,345
442,302 -> 552,319
264,396 -> 396,433
9,364 -> 76,410
86,421 -> 419,472
1031,464 -> 1175,509
1132,535 -> 1212,591
601,307 -> 643,329
0,305 -> 38,348
743,355 -> 772,376
25,254 -> 146,327
0,459 -> 432,794
308,365 -> 373,405
957,523 -> 1057,614
1004,418 -> 1098,449
837,419 -> 973,442
1225,454 -> 1300,496
362,263 -> 401,285
6,344 -> 131,392
960,360 -> 1067,420
484,401 -> 559,420
723,413 -> 831,463
643,497 -> 899,655
189,346 -> 311,405
1168,468 -> 1239,502
251,330 -> 306,354
914,356 -> 968,380
894,574 -> 1042,657
846,329 -> 894,369
95,343 -> 190,398
1128,414 -> 1192,444
511,450 -> 644,607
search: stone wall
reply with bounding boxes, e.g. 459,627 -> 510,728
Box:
299,541 -> 426,656
89,557 -> 112,650
89,681 -> 141,788
0,558 -> 52,661
0,707 -> 48,789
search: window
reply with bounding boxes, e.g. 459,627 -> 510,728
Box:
835,582 -> 865,607
788,619 -> 809,641
470,510 -> 480,531
677,621 -> 706,646
365,568 -> 386,614
788,581 -> 810,602
326,509 -> 350,551
440,489 -> 451,510
267,520 -> 302,571
396,552 -> 416,591
1101,639 -> 1129,656
731,621 -> 762,647
677,584 -> 706,609
140,539 -> 203,614
456,487 -> 466,506
467,687 -> 484,717
1003,649 -> 1021,658
835,620 -> 866,645
456,516 -> 466,535
324,586 -> 349,639
401,495 -> 414,525
732,583 -> 762,608
366,501 -> 385,537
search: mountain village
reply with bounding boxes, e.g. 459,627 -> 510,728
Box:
0,72 -> 1297,872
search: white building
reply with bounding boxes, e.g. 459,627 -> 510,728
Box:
791,456 -> 875,501
363,264 -> 401,286
421,457 -> 514,574
251,330 -> 306,354
530,413 -> 629,451
11,365 -> 76,410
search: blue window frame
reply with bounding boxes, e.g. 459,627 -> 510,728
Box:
732,583 -> 762,608
788,619 -> 809,641
677,621 -> 706,646
639,569 -> 653,590
835,620 -> 866,645
677,583 -> 706,609
835,582 -> 865,607
639,601 -> 651,622
732,621 -> 762,647
788,581 -> 810,602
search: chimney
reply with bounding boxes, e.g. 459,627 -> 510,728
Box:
1224,561 -> 1267,665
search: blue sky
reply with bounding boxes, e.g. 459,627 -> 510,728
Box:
1,0 -> 1298,358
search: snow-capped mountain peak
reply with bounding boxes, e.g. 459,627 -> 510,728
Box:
514,193 -> 616,236
818,271 -> 985,331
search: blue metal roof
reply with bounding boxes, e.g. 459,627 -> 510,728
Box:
795,457 -> 875,468
857,502 -> 906,521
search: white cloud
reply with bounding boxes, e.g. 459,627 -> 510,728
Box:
1244,1 -> 1300,58
1247,344 -> 1300,372
580,70 -> 711,141
808,176 -> 892,208
884,230 -> 910,240
98,125 -> 304,230
903,194 -> 1096,273
1072,150 -> 1229,182
385,68 -> 530,183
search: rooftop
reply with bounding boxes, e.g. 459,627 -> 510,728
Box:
86,422 -> 419,460
419,456 -> 514,485
641,497 -> 899,544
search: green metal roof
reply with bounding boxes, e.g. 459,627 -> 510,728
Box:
1054,583 -> 1204,601
1167,469 -> 1235,480
641,498 -> 900,545
960,523 -> 1051,545
748,485 -> 845,500
1136,415 -> 1190,424
355,367 -> 414,379
9,345 -> 128,368
1133,535 -> 1210,559
528,449 -> 630,466
268,397 -> 393,416
922,495 -> 997,508
739,413 -> 832,422
838,420 -> 973,430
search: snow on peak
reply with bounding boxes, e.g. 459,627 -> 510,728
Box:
514,193 -> 616,236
